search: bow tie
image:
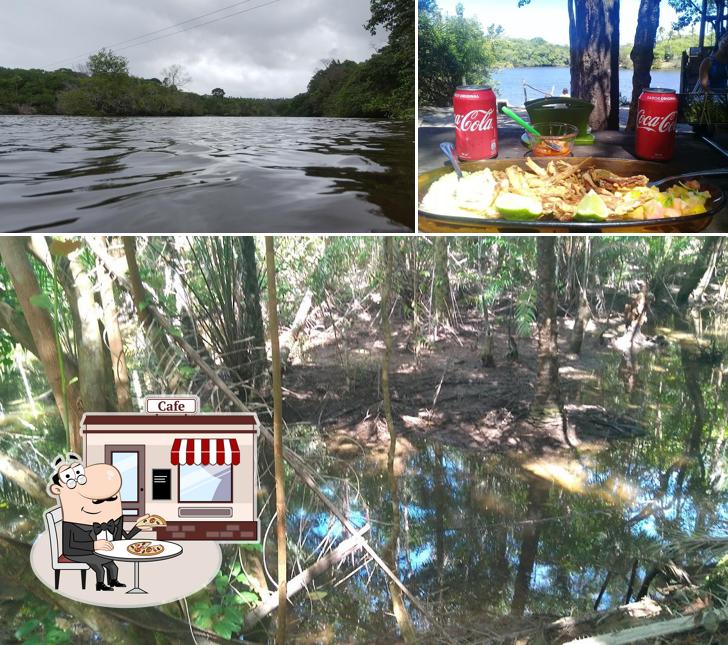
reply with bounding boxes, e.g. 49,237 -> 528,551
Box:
93,518 -> 120,536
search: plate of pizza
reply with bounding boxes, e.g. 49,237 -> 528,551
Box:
127,541 -> 165,556
136,514 -> 167,529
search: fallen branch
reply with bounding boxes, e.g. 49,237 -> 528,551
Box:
279,288 -> 313,366
244,524 -> 370,628
563,607 -> 728,645
0,452 -> 48,504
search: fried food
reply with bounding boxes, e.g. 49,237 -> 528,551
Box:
421,159 -> 711,221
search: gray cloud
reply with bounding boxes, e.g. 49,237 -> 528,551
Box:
3,0 -> 387,97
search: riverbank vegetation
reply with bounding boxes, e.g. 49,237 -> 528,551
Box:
419,0 -> 706,130
1,236 -> 728,642
0,0 -> 413,119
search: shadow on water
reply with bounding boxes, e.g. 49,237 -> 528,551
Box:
0,116 -> 414,233
280,317 -> 728,640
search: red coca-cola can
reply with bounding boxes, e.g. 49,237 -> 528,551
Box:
453,85 -> 498,160
635,88 -> 678,161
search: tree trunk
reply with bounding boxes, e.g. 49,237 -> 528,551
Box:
0,237 -> 82,452
67,249 -> 113,412
533,239 -> 561,414
627,0 -> 661,130
432,237 -> 452,331
570,0 -> 619,130
97,241 -> 133,411
608,0 -> 621,130
511,481 -> 548,616
570,292 -> 591,354
676,238 -> 725,305
122,236 -> 177,391
264,237 -> 287,645
240,237 -> 267,389
381,238 -> 417,643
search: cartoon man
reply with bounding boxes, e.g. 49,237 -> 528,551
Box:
48,454 -> 151,591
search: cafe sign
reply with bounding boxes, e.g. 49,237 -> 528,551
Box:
144,395 -> 200,414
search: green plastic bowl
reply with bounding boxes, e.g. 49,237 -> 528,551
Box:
525,97 -> 595,145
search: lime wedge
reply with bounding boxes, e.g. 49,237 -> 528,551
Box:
494,193 -> 543,220
574,190 -> 609,221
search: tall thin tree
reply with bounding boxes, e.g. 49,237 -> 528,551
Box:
265,237 -> 287,644
381,238 -> 417,642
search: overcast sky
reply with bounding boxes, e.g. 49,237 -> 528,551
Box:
3,0 -> 387,98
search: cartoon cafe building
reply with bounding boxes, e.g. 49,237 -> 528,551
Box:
81,398 -> 260,542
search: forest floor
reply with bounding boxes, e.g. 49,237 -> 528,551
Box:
282,307 -> 635,461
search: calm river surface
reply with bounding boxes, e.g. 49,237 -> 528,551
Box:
493,66 -> 681,107
0,116 -> 414,233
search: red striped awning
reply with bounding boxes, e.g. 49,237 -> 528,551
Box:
171,438 -> 240,466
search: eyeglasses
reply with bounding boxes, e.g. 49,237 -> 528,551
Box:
58,464 -> 87,489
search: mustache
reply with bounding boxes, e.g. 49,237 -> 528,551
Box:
91,495 -> 118,504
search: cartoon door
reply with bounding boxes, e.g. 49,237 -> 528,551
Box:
104,445 -> 145,519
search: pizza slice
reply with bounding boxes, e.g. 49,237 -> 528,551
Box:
127,541 -> 165,556
136,514 -> 167,529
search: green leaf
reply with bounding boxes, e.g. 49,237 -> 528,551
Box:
308,590 -> 328,601
67,377 -> 79,386
29,293 -> 52,311
234,590 -> 259,604
15,619 -> 41,639
230,561 -> 241,577
168,328 -> 182,338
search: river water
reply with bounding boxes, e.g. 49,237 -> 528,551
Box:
493,66 -> 681,107
0,116 -> 414,233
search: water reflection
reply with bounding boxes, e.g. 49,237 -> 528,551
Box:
0,116 -> 413,233
281,324 -> 728,639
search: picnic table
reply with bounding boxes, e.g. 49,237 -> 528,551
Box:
418,111 -> 728,232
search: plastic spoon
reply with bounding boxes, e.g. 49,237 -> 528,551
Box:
440,142 -> 463,180
500,106 -> 562,152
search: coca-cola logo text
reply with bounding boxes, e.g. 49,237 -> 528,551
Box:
454,109 -> 495,133
636,109 -> 677,134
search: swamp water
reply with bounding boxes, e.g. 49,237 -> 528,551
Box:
0,116 -> 414,233
1,322 -> 727,641
281,324 -> 728,640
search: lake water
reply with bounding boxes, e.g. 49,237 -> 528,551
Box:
0,116 -> 414,233
493,66 -> 681,107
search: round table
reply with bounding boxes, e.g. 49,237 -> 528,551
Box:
94,539 -> 183,594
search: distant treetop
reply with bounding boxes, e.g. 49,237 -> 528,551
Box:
87,49 -> 129,76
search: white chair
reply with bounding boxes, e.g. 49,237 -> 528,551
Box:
45,506 -> 88,590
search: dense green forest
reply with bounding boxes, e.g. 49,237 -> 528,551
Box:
491,34 -> 704,71
1,236 -> 728,642
0,0 -> 413,119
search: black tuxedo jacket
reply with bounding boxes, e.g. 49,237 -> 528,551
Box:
62,518 -> 141,557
